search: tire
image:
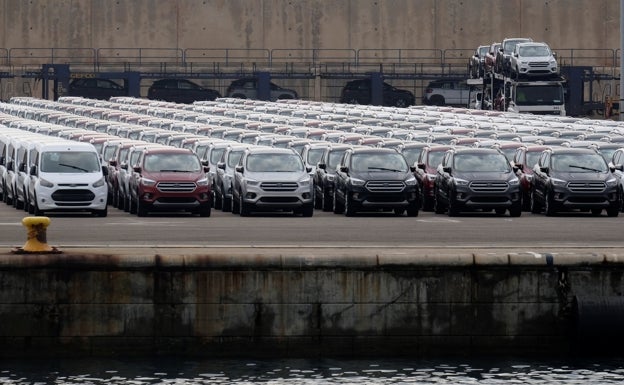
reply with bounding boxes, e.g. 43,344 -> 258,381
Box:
314,188 -> 322,209
530,190 -> 541,214
116,190 -> 125,211
394,98 -> 408,108
301,203 -> 314,217
332,189 -> 344,214
544,191 -> 557,216
607,204 -> 619,217
198,203 -> 212,217
322,188 -> 333,212
406,204 -> 419,217
421,190 -> 434,212
447,193 -> 460,217
509,202 -> 522,217
394,208 -> 405,216
94,206 -> 108,217
521,190 -> 531,212
495,207 -> 507,216
231,94 -> 247,99
33,194 -> 43,216
238,193 -> 250,217
137,198 -> 148,217
214,191 -> 223,210
434,191 -> 445,214
591,208 -> 603,216
430,95 -> 445,106
344,191 -> 357,216
128,194 -> 136,214
231,193 -> 240,214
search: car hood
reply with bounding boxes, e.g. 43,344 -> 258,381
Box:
142,171 -> 205,182
39,172 -> 104,184
351,171 -> 412,181
550,171 -> 613,182
245,171 -> 308,182
520,55 -> 554,61
453,171 -> 515,182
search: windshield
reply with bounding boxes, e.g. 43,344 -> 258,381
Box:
247,153 -> 304,172
227,150 -> 245,168
515,85 -> 563,106
307,148 -> 325,165
526,152 -> 542,169
41,151 -> 100,173
351,153 -> 408,172
328,149 -> 349,170
519,45 -> 550,57
551,153 -> 608,172
427,151 -> 446,168
402,148 -> 423,166
143,153 -> 201,172
210,148 -> 225,165
454,153 -> 511,172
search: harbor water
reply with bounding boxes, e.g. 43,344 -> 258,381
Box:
2,357 -> 624,384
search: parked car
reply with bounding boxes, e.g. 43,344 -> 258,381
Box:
510,42 -> 559,79
340,79 -> 415,107
147,78 -> 221,104
67,78 -> 127,100
226,78 -> 298,101
484,42 -> 501,74
422,79 -> 471,106
469,45 -> 490,78
433,147 -> 522,217
608,148 -> 624,211
511,145 -> 551,211
214,144 -> 250,212
495,37 -> 533,75
130,147 -> 211,217
530,147 -> 619,216
231,147 -> 314,216
314,144 -> 353,211
333,147 -> 420,216
414,145 -> 453,211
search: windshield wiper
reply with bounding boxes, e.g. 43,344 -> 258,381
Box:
568,165 -> 603,172
58,163 -> 89,172
159,169 -> 189,172
368,167 -> 402,172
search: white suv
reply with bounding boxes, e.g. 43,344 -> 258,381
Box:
510,42 -> 559,79
232,147 -> 314,216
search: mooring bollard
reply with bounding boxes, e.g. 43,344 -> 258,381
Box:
15,216 -> 59,253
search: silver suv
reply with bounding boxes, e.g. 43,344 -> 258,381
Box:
232,147 -> 314,216
510,42 -> 558,79
422,79 -> 471,106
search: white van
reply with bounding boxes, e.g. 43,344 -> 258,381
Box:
27,141 -> 109,216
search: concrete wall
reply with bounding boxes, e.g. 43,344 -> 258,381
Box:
0,249 -> 622,358
0,0 -> 619,54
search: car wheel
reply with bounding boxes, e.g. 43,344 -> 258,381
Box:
530,189 -> 541,214
33,194 -> 43,216
394,208 -> 405,216
239,193 -> 250,217
116,190 -> 125,211
433,191 -> 445,214
137,198 -> 148,217
94,206 -> 108,217
231,94 -> 247,99
607,203 -> 619,217
332,189 -> 344,214
23,194 -> 29,212
394,98 -> 408,108
591,208 -> 603,216
198,203 -> 212,217
301,203 -> 314,217
406,201 -> 419,217
430,95 -> 445,106
421,190 -> 434,212
214,191 -> 222,210
231,193 -> 240,214
314,188 -> 322,209
128,194 -> 136,214
322,188 -> 333,212
495,207 -> 506,216
344,191 -> 357,216
544,191 -> 557,216
447,193 -> 459,217
509,201 -> 522,217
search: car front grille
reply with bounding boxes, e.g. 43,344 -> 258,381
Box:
568,182 -> 606,192
51,189 -> 95,202
470,182 -> 509,192
365,181 -> 405,192
261,182 -> 298,192
529,62 -> 550,68
157,182 -> 197,193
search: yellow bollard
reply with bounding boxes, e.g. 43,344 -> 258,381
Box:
18,216 -> 58,253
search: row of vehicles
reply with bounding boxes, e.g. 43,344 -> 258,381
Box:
2,94 -> 624,218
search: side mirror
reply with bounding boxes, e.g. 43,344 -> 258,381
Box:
133,166 -> 142,173
0,156 -> 4,166
616,164 -> 624,172
317,163 -> 326,170
516,164 -> 524,171
203,166 -> 210,173
409,166 -> 416,172
539,166 -> 549,174
102,166 -> 109,176
18,163 -> 25,172
417,163 -> 426,171
121,163 -> 128,170
29,165 -> 37,176
109,160 -> 117,167
235,165 -> 244,173
6,160 -> 13,171
201,160 -> 209,167
443,166 -> 452,174
306,166 -> 312,173
340,166 -> 349,173
217,162 -> 225,170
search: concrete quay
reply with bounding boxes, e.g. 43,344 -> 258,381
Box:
0,246 -> 623,358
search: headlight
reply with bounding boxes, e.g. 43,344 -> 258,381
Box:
405,176 -> 417,186
550,178 -> 567,187
141,178 -> 156,187
426,174 -> 437,181
350,177 -> 366,186
525,174 -> 533,182
39,178 -> 54,188
298,176 -> 311,186
508,177 -> 520,186
92,177 -> 106,188
245,178 -> 260,186
326,174 -> 335,182
606,178 -> 618,187
454,178 -> 469,186
196,177 -> 209,186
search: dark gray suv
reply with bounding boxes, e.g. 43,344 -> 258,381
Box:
434,147 -> 522,217
530,147 -> 619,216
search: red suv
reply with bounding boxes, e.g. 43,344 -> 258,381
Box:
414,145 -> 453,211
130,147 -> 211,217
511,145 -> 551,211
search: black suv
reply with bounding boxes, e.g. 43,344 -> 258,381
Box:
434,147 -> 522,217
340,79 -> 415,107
68,78 -> 127,100
530,147 -> 619,216
147,78 -> 221,104
333,147 -> 420,216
